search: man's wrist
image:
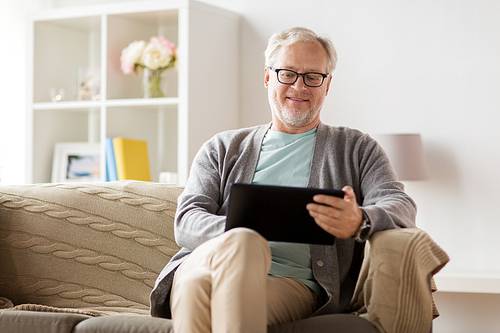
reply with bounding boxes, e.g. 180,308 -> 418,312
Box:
353,209 -> 371,242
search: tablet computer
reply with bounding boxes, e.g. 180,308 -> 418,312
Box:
225,183 -> 345,245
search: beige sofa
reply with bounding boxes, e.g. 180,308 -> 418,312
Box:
0,181 -> 445,332
0,181 -> 183,332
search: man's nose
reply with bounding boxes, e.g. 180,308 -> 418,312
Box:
292,75 -> 308,90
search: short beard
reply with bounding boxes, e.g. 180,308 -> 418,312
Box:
274,104 -> 320,128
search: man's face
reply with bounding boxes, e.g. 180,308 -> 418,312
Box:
265,41 -> 332,134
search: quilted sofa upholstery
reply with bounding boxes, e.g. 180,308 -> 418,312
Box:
0,181 -> 379,332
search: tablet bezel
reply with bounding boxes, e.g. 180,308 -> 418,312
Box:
225,183 -> 345,245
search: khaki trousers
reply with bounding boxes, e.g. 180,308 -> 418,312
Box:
170,228 -> 320,333
171,227 -> 449,333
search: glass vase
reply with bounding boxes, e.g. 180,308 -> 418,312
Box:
142,68 -> 165,98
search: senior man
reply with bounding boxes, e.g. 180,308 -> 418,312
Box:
150,27 -> 446,333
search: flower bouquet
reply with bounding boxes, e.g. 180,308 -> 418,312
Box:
120,36 -> 177,98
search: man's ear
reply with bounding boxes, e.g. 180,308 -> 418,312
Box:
324,74 -> 333,96
264,67 -> 270,89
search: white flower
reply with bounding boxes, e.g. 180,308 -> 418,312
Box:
120,40 -> 146,74
120,37 -> 176,74
141,40 -> 174,70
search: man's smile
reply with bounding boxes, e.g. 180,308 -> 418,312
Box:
287,96 -> 308,102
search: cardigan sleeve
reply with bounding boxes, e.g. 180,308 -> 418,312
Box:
310,124 -> 417,238
173,126 -> 265,251
173,138 -> 227,250
355,132 -> 417,236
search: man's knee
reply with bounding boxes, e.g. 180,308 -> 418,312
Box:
223,228 -> 270,253
213,228 -> 271,269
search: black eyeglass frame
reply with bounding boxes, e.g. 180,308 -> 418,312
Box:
268,67 -> 331,87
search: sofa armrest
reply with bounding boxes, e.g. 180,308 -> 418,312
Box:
0,181 -> 182,312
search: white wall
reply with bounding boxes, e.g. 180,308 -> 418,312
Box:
0,1 -> 32,184
2,0 -> 500,331
206,0 -> 500,277
0,0 -> 56,183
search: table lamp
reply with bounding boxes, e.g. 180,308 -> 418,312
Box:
373,134 -> 428,181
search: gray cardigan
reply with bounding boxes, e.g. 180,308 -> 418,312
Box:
150,122 -> 416,318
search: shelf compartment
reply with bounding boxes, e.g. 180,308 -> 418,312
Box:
107,10 -> 179,100
33,17 -> 101,103
33,109 -> 100,183
106,105 -> 177,183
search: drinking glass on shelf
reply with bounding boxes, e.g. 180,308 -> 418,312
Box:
49,88 -> 65,102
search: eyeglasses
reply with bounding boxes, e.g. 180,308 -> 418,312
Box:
268,67 -> 330,87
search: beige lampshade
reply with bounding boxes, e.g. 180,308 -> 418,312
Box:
374,134 -> 428,181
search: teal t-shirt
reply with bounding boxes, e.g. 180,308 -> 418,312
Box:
252,127 -> 321,295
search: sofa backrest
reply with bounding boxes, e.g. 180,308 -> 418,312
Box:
0,181 -> 182,313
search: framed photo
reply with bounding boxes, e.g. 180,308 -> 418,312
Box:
52,142 -> 101,183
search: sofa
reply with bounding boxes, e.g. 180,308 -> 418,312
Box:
0,181 -> 447,332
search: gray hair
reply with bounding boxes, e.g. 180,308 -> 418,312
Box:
264,27 -> 338,74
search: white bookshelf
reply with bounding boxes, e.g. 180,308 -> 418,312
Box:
26,0 -> 239,185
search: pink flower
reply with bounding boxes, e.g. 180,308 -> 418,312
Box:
121,60 -> 135,74
151,36 -> 176,54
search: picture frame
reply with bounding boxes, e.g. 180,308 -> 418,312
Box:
51,142 -> 101,183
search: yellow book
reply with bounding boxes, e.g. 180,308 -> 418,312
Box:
112,137 -> 151,181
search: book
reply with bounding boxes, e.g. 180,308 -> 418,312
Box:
112,137 -> 151,182
105,137 -> 118,181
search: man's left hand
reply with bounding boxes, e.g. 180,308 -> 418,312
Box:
306,186 -> 363,239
